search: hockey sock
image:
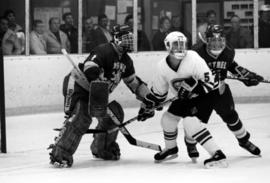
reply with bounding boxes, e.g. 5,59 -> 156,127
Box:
227,118 -> 248,141
184,130 -> 197,145
192,128 -> 219,156
163,129 -> 178,149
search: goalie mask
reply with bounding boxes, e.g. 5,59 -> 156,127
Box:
205,24 -> 226,56
164,31 -> 187,60
112,24 -> 134,52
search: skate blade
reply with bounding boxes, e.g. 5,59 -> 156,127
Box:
204,159 -> 228,169
155,154 -> 178,163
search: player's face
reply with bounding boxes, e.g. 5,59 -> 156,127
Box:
119,33 -> 134,52
170,40 -> 187,59
207,33 -> 225,56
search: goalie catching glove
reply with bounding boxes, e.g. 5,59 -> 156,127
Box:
234,66 -> 264,86
137,91 -> 167,121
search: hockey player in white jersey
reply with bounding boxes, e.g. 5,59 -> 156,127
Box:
137,31 -> 228,168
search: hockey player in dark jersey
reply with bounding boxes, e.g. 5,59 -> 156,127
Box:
48,25 -> 150,167
184,24 -> 264,161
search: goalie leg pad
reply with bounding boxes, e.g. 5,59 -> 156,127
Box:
89,81 -> 109,117
63,74 -> 81,116
49,100 -> 92,166
90,100 -> 124,160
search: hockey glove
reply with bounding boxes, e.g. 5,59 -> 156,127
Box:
177,77 -> 198,100
234,66 -> 264,86
137,92 -> 166,121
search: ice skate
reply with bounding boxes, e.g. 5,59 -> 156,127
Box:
154,146 -> 178,163
204,150 -> 228,169
185,140 -> 199,163
239,140 -> 261,156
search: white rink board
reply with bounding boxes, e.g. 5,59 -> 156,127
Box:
4,49 -> 270,112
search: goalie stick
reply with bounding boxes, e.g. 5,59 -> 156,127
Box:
227,75 -> 270,84
84,96 -> 178,152
85,95 -> 179,134
61,49 -> 90,90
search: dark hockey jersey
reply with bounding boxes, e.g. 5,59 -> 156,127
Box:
84,43 -> 135,92
192,43 -> 237,81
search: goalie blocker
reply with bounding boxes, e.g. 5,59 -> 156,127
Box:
89,81 -> 109,117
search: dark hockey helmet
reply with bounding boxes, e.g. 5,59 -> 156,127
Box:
112,24 -> 134,52
205,24 -> 226,56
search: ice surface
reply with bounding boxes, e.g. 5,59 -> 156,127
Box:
1,103 -> 270,183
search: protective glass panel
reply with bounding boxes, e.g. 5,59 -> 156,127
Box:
0,0 -> 25,55
82,0 -> 134,53
197,0 -> 254,49
30,0 -> 78,54
141,0 -> 192,51
258,1 -> 270,48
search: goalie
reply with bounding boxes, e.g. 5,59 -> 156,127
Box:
48,25 -> 150,167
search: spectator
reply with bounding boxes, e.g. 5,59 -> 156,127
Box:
4,9 -> 24,54
44,17 -> 70,54
259,4 -> 270,48
124,14 -> 151,51
4,9 -> 23,33
225,15 -> 253,48
30,20 -> 47,54
0,16 -> 20,55
170,15 -> 192,48
82,17 -> 96,53
197,10 -> 217,43
152,16 -> 171,50
60,12 -> 78,53
93,14 -> 112,47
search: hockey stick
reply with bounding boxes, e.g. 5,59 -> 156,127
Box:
84,96 -> 178,151
227,75 -> 270,84
61,49 -> 90,90
53,128 -> 105,133
85,95 -> 179,135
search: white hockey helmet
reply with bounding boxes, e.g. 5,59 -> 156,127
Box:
164,31 -> 187,60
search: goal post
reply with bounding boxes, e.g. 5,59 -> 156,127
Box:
0,44 -> 6,153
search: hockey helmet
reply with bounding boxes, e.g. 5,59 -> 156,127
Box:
205,24 -> 226,56
164,31 -> 187,60
112,24 -> 134,52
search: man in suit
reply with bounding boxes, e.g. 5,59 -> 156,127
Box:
44,17 -> 70,54
92,14 -> 112,47
30,20 -> 47,54
60,12 -> 78,53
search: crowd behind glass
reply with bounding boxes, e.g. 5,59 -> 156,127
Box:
1,2 -> 270,56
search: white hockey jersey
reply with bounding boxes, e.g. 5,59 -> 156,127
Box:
151,50 -> 215,96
